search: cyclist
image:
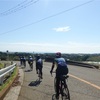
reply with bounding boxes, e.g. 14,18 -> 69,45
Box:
50,52 -> 69,99
28,56 -> 34,70
36,55 -> 43,79
36,55 -> 40,73
19,56 -> 23,66
22,56 -> 26,67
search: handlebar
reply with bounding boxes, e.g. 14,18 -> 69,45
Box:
50,71 -> 69,80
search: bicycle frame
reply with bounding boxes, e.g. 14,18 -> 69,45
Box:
53,74 -> 70,100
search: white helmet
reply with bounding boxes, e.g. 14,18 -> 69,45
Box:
29,56 -> 32,58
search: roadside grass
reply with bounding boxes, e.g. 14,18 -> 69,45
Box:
0,62 -> 11,69
0,63 -> 4,69
0,66 -> 18,91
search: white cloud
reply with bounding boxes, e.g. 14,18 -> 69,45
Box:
53,26 -> 70,32
0,42 -> 100,53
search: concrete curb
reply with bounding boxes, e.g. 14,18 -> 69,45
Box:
3,67 -> 24,100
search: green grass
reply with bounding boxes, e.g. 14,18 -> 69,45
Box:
0,62 -> 11,69
0,63 -> 4,69
0,66 -> 18,91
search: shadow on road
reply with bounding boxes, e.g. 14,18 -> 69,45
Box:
24,69 -> 32,72
28,79 -> 42,87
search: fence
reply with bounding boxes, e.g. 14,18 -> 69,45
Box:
0,63 -> 16,85
67,60 -> 99,69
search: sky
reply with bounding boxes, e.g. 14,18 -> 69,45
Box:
0,0 -> 100,54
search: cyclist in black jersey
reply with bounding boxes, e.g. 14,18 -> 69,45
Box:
50,52 -> 69,99
36,55 -> 43,79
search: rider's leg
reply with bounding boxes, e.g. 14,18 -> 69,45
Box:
56,66 -> 63,99
40,68 -> 43,79
24,61 -> 26,67
36,64 -> 38,74
20,60 -> 22,66
56,77 -> 60,99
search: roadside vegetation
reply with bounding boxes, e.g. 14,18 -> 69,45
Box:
0,66 -> 18,91
0,62 -> 11,69
0,63 -> 4,69
0,51 -> 100,62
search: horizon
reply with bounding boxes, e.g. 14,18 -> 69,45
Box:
1,50 -> 100,55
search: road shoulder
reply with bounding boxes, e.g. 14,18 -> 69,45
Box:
3,67 -> 24,100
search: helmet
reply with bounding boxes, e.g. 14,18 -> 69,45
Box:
29,56 -> 32,58
56,52 -> 61,58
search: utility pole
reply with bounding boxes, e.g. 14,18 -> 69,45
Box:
6,50 -> 9,61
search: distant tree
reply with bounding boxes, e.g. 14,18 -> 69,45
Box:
82,55 -> 89,61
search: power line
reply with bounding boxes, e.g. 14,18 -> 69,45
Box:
0,0 -> 94,36
0,0 -> 39,17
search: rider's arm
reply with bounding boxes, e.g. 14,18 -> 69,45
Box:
50,61 -> 55,74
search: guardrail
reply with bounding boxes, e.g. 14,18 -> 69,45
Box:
67,60 -> 99,69
45,58 -> 99,69
0,63 -> 16,85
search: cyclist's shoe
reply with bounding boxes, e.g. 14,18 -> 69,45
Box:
36,71 -> 38,74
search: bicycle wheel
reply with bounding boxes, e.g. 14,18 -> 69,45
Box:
62,85 -> 70,100
52,94 -> 56,100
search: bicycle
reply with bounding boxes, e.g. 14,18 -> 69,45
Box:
51,72 -> 70,100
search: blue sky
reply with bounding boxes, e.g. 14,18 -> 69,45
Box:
0,0 -> 100,53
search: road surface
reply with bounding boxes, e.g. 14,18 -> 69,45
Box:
16,61 -> 100,100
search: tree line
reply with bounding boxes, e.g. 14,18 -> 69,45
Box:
0,51 -> 100,62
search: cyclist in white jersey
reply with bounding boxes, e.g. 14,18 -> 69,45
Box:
28,56 -> 34,70
50,52 -> 69,99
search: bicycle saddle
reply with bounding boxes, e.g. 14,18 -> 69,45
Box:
60,75 -> 69,80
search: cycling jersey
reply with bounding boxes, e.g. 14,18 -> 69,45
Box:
28,57 -> 33,64
29,57 -> 33,61
36,58 -> 43,68
37,58 -> 42,64
54,57 -> 67,67
51,57 -> 68,77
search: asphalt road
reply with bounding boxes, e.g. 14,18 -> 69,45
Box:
16,61 -> 100,100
